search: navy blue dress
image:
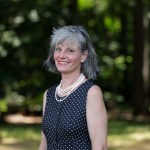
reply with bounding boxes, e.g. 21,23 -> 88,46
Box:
42,80 -> 94,150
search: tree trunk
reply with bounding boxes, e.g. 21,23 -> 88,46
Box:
133,0 -> 149,115
120,0 -> 131,104
142,8 -> 150,114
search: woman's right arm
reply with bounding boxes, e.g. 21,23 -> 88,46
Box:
39,90 -> 48,150
39,131 -> 47,150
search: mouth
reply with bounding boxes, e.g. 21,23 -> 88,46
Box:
58,61 -> 68,65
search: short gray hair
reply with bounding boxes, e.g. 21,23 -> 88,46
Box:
44,25 -> 99,80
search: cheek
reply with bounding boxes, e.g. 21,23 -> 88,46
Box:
76,55 -> 83,62
53,52 -> 57,61
71,56 -> 82,66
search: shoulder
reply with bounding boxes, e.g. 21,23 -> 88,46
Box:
86,85 -> 107,120
47,84 -> 57,92
87,84 -> 104,107
88,84 -> 103,98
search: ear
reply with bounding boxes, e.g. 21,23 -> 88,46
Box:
81,50 -> 88,63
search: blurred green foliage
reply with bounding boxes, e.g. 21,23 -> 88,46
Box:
0,0 -> 150,115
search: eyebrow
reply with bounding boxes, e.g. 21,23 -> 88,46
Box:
56,44 -> 75,49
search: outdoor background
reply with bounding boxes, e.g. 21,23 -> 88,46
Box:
0,0 -> 150,150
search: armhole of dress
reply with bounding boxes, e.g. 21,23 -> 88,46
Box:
43,85 -> 57,115
43,89 -> 48,116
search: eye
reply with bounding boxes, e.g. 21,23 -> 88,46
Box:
55,47 -> 61,52
67,49 -> 74,54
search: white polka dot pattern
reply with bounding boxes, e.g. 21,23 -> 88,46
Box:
42,80 -> 93,150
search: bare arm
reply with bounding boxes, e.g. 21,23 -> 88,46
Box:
39,131 -> 47,150
39,90 -> 47,150
86,85 -> 107,150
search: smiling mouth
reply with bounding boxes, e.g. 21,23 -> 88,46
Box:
58,61 -> 68,65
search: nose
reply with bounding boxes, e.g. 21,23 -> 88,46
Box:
59,51 -> 66,58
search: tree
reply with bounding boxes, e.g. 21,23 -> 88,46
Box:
133,0 -> 150,115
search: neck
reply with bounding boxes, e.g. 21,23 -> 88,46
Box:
61,72 -> 82,89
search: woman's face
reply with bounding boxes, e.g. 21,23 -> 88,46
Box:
54,40 -> 87,75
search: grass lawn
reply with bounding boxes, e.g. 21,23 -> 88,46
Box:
0,124 -> 41,150
108,120 -> 150,150
0,120 -> 150,150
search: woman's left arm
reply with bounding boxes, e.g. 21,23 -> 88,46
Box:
86,85 -> 107,150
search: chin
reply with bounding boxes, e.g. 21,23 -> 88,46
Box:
57,69 -> 68,74
56,67 -> 71,73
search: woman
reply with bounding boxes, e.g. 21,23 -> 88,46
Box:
39,25 -> 107,150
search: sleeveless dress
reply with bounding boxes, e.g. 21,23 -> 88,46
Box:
42,80 -> 94,150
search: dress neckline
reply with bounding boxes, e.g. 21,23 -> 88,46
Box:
55,79 -> 91,101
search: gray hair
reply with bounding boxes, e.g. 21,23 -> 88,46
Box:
44,25 -> 99,80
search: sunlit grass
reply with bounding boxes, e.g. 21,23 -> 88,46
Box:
0,120 -> 150,150
0,124 -> 41,150
108,120 -> 150,150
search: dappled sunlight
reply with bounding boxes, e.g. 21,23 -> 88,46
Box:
0,123 -> 41,150
0,138 -> 39,150
108,136 -> 150,150
108,119 -> 150,150
108,134 -> 134,147
0,119 -> 149,150
5,114 -> 42,124
108,140 -> 150,150
1,137 -> 18,145
130,132 -> 150,141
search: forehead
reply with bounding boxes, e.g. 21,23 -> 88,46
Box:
56,38 -> 80,48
